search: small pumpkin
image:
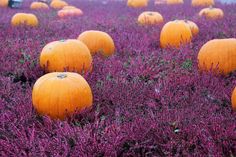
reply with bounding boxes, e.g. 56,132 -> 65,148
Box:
138,11 -> 164,25
40,39 -> 92,73
198,38 -> 236,75
199,7 -> 224,20
232,87 -> 236,111
11,13 -> 39,27
58,8 -> 83,18
0,0 -> 8,7
62,5 -> 77,10
50,0 -> 68,9
78,30 -> 115,57
127,0 -> 148,8
30,2 -> 49,10
160,20 -> 192,48
182,20 -> 199,36
32,72 -> 93,120
192,0 -> 214,7
166,0 -> 183,5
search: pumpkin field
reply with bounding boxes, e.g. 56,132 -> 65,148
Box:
0,0 -> 236,156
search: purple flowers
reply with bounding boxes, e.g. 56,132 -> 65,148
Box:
0,0 -> 236,156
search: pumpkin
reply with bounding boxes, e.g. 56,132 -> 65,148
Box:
198,38 -> 236,75
40,39 -> 92,73
166,0 -> 183,5
30,2 -> 49,10
62,5 -> 77,10
192,0 -> 214,7
138,11 -> 164,25
182,20 -> 199,36
0,0 -> 8,7
199,7 -> 224,20
32,72 -> 93,120
11,13 -> 39,27
78,30 -> 115,57
58,8 -> 83,18
127,0 -> 148,8
50,0 -> 68,9
232,87 -> 236,111
160,20 -> 192,48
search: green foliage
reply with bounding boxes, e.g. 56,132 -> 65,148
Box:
182,59 -> 192,70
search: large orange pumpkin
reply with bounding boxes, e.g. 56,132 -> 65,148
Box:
58,8 -> 83,18
166,0 -> 183,5
138,11 -> 164,25
0,0 -> 8,7
192,0 -> 214,7
232,87 -> 236,111
32,72 -> 93,120
160,20 -> 192,48
50,0 -> 68,9
78,31 -> 115,57
182,20 -> 199,36
198,38 -> 236,75
199,7 -> 224,20
30,2 -> 49,10
11,13 -> 39,27
127,0 -> 148,8
40,39 -> 92,73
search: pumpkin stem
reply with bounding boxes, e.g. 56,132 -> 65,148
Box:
60,39 -> 66,42
148,12 -> 153,16
57,73 -> 67,79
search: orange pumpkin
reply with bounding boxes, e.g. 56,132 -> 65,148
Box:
232,87 -> 236,111
32,72 -> 93,120
50,0 -> 68,9
40,39 -> 92,73
30,2 -> 49,10
198,38 -> 236,75
127,0 -> 148,8
199,7 -> 224,20
0,0 -> 8,7
62,5 -> 77,10
192,0 -> 214,7
160,20 -> 192,48
138,11 -> 164,25
11,13 -> 39,27
166,0 -> 183,5
78,31 -> 115,57
58,8 -> 83,18
182,20 -> 199,36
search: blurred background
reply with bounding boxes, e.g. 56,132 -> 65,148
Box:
218,0 -> 236,4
